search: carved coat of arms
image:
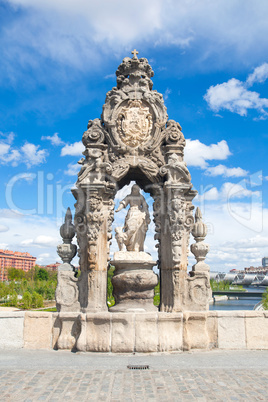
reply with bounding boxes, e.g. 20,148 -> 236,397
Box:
117,100 -> 153,148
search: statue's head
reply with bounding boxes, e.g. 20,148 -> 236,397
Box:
131,184 -> 140,195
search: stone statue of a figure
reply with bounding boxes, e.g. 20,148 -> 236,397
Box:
115,184 -> 150,252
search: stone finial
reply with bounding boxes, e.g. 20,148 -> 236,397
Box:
191,207 -> 207,241
190,207 -> 210,273
60,207 -> 75,244
57,208 -> 77,264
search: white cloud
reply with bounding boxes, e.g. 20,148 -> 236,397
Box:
0,225 -> 9,232
205,63 -> 268,118
41,132 -> 64,146
196,201 -> 268,271
64,163 -> 80,176
21,235 -> 59,248
0,212 -> 64,265
163,88 -> 171,100
198,181 -> 260,203
2,0 -> 268,85
0,131 -> 15,144
224,235 -> 268,249
21,143 -> 47,168
184,139 -> 231,169
61,141 -> 84,156
204,78 -> 268,118
0,133 -> 47,167
247,63 -> 268,86
205,164 -> 248,178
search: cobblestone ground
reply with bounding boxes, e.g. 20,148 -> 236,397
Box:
0,368 -> 268,401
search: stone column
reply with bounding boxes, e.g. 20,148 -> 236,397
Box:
73,183 -> 115,312
159,184 -> 196,312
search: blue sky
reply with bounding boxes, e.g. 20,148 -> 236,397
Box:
1,0 -> 268,271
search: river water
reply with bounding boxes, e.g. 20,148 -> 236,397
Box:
209,287 -> 265,311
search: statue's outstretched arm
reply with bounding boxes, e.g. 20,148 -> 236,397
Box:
115,197 -> 128,213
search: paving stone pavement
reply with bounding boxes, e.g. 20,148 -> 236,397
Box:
0,350 -> 268,401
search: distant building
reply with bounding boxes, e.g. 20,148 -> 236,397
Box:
45,262 -> 61,272
244,265 -> 268,274
262,257 -> 268,268
0,249 -> 36,281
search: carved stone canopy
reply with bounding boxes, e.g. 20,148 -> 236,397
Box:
56,50 -> 210,317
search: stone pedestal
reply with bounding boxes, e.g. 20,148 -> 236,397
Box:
110,251 -> 158,312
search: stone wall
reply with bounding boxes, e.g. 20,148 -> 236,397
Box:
0,311 -> 267,351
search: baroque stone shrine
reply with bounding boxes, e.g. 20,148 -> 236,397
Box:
55,51 -> 212,352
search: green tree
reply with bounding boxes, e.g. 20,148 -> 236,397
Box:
7,267 -> 25,281
44,281 -> 56,300
0,282 -> 8,299
6,291 -> 18,307
32,291 -> 44,308
36,268 -> 49,281
22,291 -> 32,309
25,267 -> 36,281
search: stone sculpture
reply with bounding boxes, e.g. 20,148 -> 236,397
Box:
111,184 -> 158,312
115,184 -> 150,252
55,50 -> 211,318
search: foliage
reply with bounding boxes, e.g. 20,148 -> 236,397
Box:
5,291 -> 18,307
262,288 -> 268,310
154,282 -> 160,306
210,279 -> 245,292
210,279 -> 231,291
31,291 -> 44,308
107,266 -> 115,307
36,268 -> 49,281
1,267 -> 57,309
8,267 -> 25,281
22,291 -> 32,309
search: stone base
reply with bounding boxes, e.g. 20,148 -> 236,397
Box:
1,310 -> 268,352
109,299 -> 158,313
111,251 -> 158,312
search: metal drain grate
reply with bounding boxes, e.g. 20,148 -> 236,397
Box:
127,365 -> 149,370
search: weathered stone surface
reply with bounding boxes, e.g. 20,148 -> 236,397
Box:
24,312 -> 52,349
52,313 -> 61,349
135,313 -> 158,352
158,312 -> 183,352
85,313 -> 111,352
207,311 -> 218,349
111,250 -> 158,312
113,251 -> 154,262
56,265 -> 80,312
218,311 -> 246,349
185,273 -> 211,311
111,313 -> 135,353
183,312 -> 209,350
244,311 -> 268,349
0,312 -> 24,349
56,313 -> 81,350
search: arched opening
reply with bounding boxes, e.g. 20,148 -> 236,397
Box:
108,174 -> 160,312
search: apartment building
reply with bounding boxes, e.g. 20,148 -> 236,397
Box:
0,249 -> 36,281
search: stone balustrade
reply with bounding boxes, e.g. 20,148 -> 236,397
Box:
0,311 -> 268,351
